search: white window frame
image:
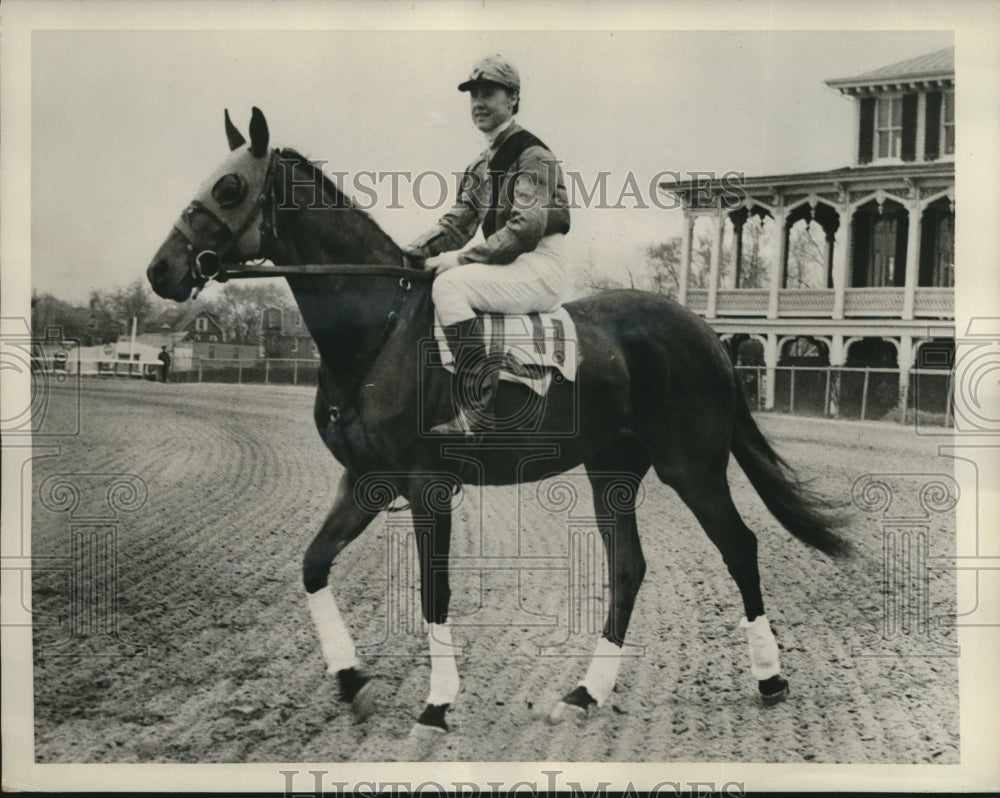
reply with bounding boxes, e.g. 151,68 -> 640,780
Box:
940,89 -> 955,156
875,95 -> 904,160
195,316 -> 209,332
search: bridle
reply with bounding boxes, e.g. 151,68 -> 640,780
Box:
171,148 -> 281,295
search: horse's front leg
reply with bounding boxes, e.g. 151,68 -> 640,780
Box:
410,476 -> 460,734
304,471 -> 391,721
552,456 -> 649,721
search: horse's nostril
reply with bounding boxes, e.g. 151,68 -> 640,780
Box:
150,260 -> 168,283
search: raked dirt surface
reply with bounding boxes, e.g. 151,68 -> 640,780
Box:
30,380 -> 959,764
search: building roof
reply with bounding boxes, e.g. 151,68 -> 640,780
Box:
826,46 -> 954,94
659,160 -> 954,210
146,305 -> 221,334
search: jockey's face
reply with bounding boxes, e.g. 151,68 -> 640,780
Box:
469,83 -> 517,133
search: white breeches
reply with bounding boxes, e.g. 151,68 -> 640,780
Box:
432,234 -> 570,327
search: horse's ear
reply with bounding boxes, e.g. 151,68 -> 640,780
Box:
224,109 -> 246,151
249,107 -> 269,157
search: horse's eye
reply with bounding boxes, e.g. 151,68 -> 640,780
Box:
211,173 -> 248,208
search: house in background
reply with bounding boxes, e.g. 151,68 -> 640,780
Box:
141,306 -> 260,362
660,46 -> 954,418
260,305 -> 320,360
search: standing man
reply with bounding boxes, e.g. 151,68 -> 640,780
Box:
158,345 -> 172,383
404,54 -> 572,435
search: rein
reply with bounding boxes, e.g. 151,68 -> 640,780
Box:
219,262 -> 435,427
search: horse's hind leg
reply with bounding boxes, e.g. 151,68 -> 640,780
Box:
304,472 -> 389,721
552,438 -> 650,720
668,466 -> 789,705
409,475 -> 460,736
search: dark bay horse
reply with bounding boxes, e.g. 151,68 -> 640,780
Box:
147,108 -> 849,735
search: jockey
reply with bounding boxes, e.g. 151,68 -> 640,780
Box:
404,54 -> 571,436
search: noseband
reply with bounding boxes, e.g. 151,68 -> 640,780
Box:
172,149 -> 280,292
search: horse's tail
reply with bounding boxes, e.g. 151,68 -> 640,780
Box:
730,388 -> 851,558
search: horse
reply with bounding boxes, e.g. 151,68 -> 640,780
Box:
146,108 -> 849,736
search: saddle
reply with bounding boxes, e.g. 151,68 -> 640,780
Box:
434,308 -> 578,396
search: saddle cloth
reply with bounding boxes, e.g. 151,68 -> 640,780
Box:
435,307 -> 578,396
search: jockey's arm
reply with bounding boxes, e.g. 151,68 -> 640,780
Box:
459,146 -> 559,266
403,166 -> 484,259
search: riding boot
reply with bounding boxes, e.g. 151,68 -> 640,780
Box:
431,317 -> 499,436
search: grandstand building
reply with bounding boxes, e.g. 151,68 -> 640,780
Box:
660,47 -> 955,421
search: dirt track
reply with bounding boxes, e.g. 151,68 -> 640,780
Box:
31,380 -> 958,763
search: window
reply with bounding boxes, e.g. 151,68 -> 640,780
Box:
291,338 -> 298,353
876,96 -> 903,159
870,216 -> 898,287
934,213 -> 954,287
941,90 -> 955,156
195,317 -> 208,332
293,312 -> 303,328
208,335 -> 218,342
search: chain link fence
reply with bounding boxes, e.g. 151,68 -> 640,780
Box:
68,356 -> 953,427
735,365 -> 953,425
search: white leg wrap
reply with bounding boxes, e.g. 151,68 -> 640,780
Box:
740,613 -> 781,680
579,637 -> 624,706
426,621 -> 461,706
306,588 -> 360,674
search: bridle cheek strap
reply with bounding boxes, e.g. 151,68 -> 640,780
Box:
172,149 -> 280,285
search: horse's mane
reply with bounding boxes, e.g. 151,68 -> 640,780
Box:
278,147 -> 401,251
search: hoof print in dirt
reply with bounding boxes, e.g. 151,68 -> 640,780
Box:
549,686 -> 597,723
415,702 -> 450,732
758,675 -> 789,706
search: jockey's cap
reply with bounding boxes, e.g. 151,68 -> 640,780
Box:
458,54 -> 520,93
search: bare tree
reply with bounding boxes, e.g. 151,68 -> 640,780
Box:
786,221 -> 828,289
645,238 -> 682,298
205,282 -> 296,344
108,278 -> 159,333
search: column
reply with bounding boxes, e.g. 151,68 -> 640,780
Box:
764,332 -> 778,410
832,205 -> 852,320
677,213 -> 694,306
898,335 -> 914,417
767,208 -> 786,319
730,207 -> 748,288
828,334 -> 845,418
901,199 -> 923,320
706,209 -> 725,318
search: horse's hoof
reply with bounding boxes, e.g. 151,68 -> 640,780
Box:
548,685 -> 596,723
351,679 -> 376,723
414,702 -> 450,733
758,675 -> 789,707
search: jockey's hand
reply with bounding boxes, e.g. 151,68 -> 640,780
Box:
401,245 -> 428,270
427,251 -> 464,274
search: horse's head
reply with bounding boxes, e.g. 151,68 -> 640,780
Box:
147,108 -> 278,301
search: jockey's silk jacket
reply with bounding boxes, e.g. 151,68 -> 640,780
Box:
411,121 -> 571,265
